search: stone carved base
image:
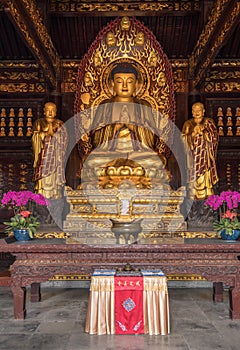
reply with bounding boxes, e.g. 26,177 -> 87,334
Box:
63,185 -> 187,244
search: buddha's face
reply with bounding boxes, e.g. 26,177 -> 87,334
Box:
112,73 -> 137,99
192,104 -> 204,124
44,103 -> 57,119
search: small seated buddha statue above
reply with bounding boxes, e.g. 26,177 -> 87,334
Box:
82,62 -> 169,189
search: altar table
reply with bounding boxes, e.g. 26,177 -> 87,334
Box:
1,238 -> 240,320
85,271 -> 170,335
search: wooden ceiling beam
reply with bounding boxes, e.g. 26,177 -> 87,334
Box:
48,0 -> 201,17
189,0 -> 240,88
1,0 -> 60,89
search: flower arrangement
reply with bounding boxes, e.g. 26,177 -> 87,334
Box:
1,190 -> 49,238
205,191 -> 240,236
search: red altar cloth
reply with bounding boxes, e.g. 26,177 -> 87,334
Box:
114,276 -> 144,334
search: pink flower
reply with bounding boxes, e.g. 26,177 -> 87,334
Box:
1,191 -> 49,207
205,191 -> 240,211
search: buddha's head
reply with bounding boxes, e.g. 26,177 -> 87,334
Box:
192,102 -> 205,124
110,63 -> 138,101
44,102 -> 57,120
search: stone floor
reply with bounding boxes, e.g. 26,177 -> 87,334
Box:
1,285 -> 240,350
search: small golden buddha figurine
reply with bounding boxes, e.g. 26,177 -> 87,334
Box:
148,51 -> 158,67
0,117 -> 6,127
218,126 -> 224,136
106,31 -> 116,47
135,32 -> 145,46
0,108 -> 6,117
18,108 -> 24,117
84,72 -> 93,87
217,116 -> 224,126
93,51 -> 102,67
227,126 -> 233,136
8,127 -> 14,136
217,107 -> 223,117
27,108 -> 33,117
226,107 -> 232,117
236,116 -> 240,126
9,108 -> 15,117
8,117 -> 15,127
236,127 -> 240,136
26,127 -> 32,137
17,117 -> 24,127
17,127 -> 24,137
26,117 -> 32,127
235,107 -> 240,117
121,16 -> 131,31
226,116 -> 233,126
0,127 -> 6,136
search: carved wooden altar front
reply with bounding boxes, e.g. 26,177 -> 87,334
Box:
1,238 -> 240,320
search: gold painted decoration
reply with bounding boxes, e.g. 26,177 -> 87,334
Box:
0,71 -> 39,81
0,82 -> 46,93
49,0 -> 200,13
204,81 -> 240,93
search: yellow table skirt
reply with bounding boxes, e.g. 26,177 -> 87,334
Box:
85,275 -> 170,335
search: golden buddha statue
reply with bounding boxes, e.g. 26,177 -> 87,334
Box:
64,17 -> 187,241
182,102 -> 219,200
32,102 -> 68,199
81,62 -> 168,188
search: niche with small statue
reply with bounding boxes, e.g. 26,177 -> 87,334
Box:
215,106 -> 240,137
0,107 -> 34,138
0,102 -> 42,194
206,99 -> 240,192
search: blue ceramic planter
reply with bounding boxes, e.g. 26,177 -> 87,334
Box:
14,229 -> 30,241
220,229 -> 240,241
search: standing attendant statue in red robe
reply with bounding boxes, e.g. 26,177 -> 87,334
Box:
32,102 -> 68,200
182,102 -> 219,200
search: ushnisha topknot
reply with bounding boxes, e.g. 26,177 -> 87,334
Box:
110,62 -> 138,80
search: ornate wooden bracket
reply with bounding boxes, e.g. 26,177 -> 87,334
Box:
1,0 -> 60,89
189,0 -> 240,88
